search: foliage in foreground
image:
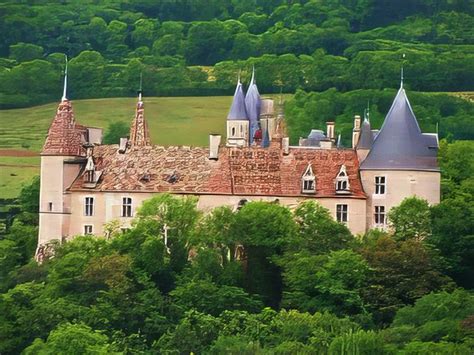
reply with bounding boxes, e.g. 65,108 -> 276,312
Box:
0,140 -> 472,353
0,201 -> 471,353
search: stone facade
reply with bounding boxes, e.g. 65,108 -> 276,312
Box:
36,79 -> 440,257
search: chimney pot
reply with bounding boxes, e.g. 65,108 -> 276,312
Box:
209,134 -> 221,160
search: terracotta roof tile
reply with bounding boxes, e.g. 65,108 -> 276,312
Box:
42,100 -> 86,156
70,143 -> 365,199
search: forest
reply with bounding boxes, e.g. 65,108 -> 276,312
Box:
1,0 -> 473,143
0,139 -> 473,353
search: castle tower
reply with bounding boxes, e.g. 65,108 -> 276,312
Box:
359,79 -> 440,229
245,66 -> 261,144
129,89 -> 151,147
226,75 -> 249,146
356,108 -> 374,162
38,58 -> 87,251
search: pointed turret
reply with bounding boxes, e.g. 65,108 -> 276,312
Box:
227,75 -> 248,121
42,57 -> 84,156
226,74 -> 250,146
245,66 -> 261,143
357,108 -> 373,150
129,88 -> 151,147
360,87 -> 438,171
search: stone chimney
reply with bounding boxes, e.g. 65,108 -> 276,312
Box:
352,115 -> 361,148
282,137 -> 289,155
326,121 -> 335,141
209,134 -> 221,160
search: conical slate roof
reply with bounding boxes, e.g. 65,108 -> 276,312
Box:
245,68 -> 261,143
357,118 -> 373,150
245,69 -> 261,122
227,79 -> 248,120
360,88 -> 439,171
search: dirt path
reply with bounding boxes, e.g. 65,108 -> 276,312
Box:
0,149 -> 38,157
0,163 -> 38,168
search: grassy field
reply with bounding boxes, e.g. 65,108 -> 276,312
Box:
0,95 -> 288,198
0,96 -> 238,151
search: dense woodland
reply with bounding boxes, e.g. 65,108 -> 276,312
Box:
1,1 -> 474,137
0,1 -> 474,353
0,139 -> 473,353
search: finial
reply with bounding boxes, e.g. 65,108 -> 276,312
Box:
365,100 -> 370,122
238,69 -> 241,84
250,65 -> 255,85
138,72 -> 143,102
337,134 -> 342,148
400,53 -> 406,89
61,55 -> 68,101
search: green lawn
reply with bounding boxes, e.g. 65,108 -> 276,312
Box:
0,164 -> 39,199
0,95 -> 289,198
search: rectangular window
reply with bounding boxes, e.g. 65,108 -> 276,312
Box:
122,197 -> 132,217
84,225 -> 93,235
336,204 -> 348,223
374,206 -> 386,225
375,176 -> 386,194
84,197 -> 94,216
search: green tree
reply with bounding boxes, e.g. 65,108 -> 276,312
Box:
388,197 -> 431,241
360,235 -> 453,326
23,323 -> 111,355
154,310 -> 221,354
233,202 -> 296,307
102,121 -> 130,144
170,278 -> 263,316
185,20 -> 232,65
328,330 -> 386,355
292,201 -> 352,254
9,43 -> 44,62
281,250 -> 370,316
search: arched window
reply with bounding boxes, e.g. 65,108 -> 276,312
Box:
301,164 -> 316,193
231,127 -> 236,136
335,165 -> 350,194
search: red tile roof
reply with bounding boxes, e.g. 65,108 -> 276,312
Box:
69,142 -> 365,198
42,100 -> 86,156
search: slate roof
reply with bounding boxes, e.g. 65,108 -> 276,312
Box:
245,69 -> 261,143
357,119 -> 373,150
360,88 -> 439,171
227,80 -> 248,120
300,129 -> 326,147
42,100 -> 86,156
70,144 -> 365,198
245,69 -> 261,123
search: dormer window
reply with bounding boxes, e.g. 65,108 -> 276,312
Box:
335,165 -> 350,194
302,164 -> 316,193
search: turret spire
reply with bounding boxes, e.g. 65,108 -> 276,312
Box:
61,55 -> 68,102
364,101 -> 370,122
228,72 -> 248,121
130,76 -> 151,147
138,72 -> 143,102
400,53 -> 406,89
245,66 -> 261,143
